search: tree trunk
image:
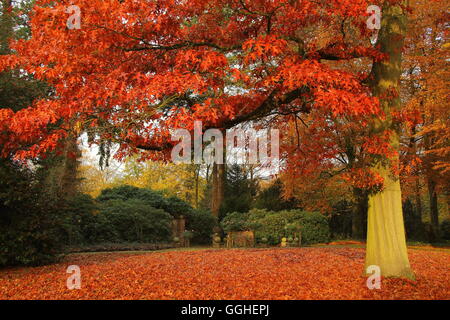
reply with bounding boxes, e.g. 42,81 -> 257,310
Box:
446,191 -> 450,216
194,164 -> 200,209
415,178 -> 423,220
423,131 -> 440,240
427,177 -> 440,241
211,163 -> 218,216
410,126 -> 423,221
352,189 -> 368,240
211,162 -> 225,218
211,129 -> 226,218
365,2 -> 414,279
60,135 -> 81,200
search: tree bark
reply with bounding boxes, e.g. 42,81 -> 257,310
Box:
210,129 -> 226,218
352,189 -> 368,240
365,2 -> 415,279
193,164 -> 200,209
211,162 -> 225,218
415,177 -> 423,220
211,162 -> 218,216
410,126 -> 423,221
60,135 -> 81,200
423,131 -> 440,240
427,177 -> 440,241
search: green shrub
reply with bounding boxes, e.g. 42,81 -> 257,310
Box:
59,194 -> 98,245
0,160 -> 63,267
95,186 -> 216,244
97,185 -> 167,210
220,212 -> 256,233
252,213 -> 289,245
247,208 -> 271,222
97,185 -> 194,218
99,199 -> 172,243
222,209 -> 330,245
187,209 -> 217,244
82,212 -> 120,244
289,210 -> 330,244
59,193 -> 120,245
0,209 -> 63,266
163,196 -> 194,218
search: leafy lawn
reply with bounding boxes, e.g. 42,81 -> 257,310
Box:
0,247 -> 448,300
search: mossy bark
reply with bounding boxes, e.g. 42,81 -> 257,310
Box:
365,2 -> 415,279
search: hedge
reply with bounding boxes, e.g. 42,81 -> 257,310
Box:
97,199 -> 173,243
222,208 -> 330,245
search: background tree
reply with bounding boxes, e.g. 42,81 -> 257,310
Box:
254,179 -> 298,212
219,163 -> 259,218
401,0 -> 449,240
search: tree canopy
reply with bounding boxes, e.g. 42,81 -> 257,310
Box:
0,0 -> 385,164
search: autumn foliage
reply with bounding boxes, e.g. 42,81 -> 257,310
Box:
0,0 -> 449,292
0,0 -> 386,163
0,248 -> 449,300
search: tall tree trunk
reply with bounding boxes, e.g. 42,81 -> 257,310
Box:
60,135 -> 81,200
210,129 -> 226,218
415,177 -> 423,220
409,126 -> 423,221
446,191 -> 450,216
194,164 -> 200,209
211,162 -> 225,218
352,189 -> 368,239
365,2 -> 414,279
423,131 -> 440,240
427,177 -> 440,241
211,162 -> 218,216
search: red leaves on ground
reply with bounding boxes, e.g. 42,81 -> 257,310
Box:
0,248 -> 448,300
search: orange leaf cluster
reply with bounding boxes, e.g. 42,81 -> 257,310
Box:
0,0 -> 387,160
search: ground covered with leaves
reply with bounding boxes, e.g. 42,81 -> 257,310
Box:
0,247 -> 448,300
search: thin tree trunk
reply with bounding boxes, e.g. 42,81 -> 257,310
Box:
446,191 -> 450,216
217,162 -> 225,213
415,177 -> 423,220
365,2 -> 414,279
427,177 -> 440,241
352,189 -> 368,240
410,126 -> 423,221
211,163 -> 218,216
194,165 -> 199,209
211,162 -> 225,218
210,130 -> 226,218
423,130 -> 440,240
